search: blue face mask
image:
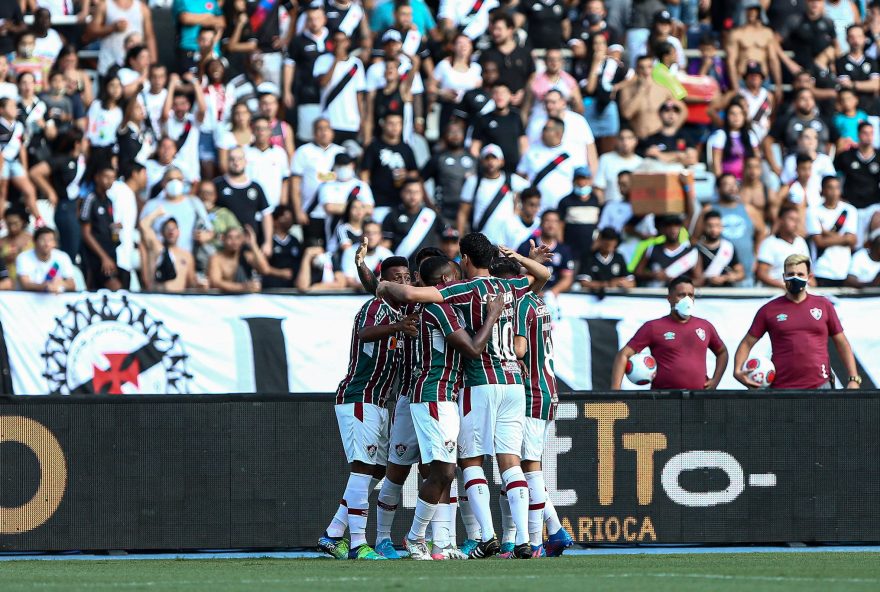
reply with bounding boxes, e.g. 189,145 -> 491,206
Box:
575,185 -> 591,197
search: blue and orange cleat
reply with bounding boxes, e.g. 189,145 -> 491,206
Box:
544,527 -> 574,557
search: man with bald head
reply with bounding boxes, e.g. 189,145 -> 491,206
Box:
213,147 -> 273,256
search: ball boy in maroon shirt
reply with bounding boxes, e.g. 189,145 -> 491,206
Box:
611,276 -> 729,390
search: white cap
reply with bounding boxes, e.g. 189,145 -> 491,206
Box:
480,144 -> 504,160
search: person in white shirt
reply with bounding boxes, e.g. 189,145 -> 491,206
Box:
438,0 -> 499,40
806,176 -> 858,286
312,30 -> 366,144
245,115 -> 291,208
290,118 -> 345,234
159,74 -> 205,184
139,167 -> 210,255
779,127 -> 836,192
317,153 -> 374,249
223,53 -> 280,118
341,220 -> 392,288
593,128 -> 643,203
496,187 -> 542,249
525,90 -> 598,177
16,227 -> 77,293
756,205 -> 811,288
31,9 -> 65,64
458,143 -> 530,244
845,229 -> 880,287
85,0 -> 157,76
517,117 -> 587,212
0,97 -> 39,221
0,56 -> 18,101
108,162 -> 147,289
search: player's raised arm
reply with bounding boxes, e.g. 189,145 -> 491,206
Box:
447,293 -> 505,359
498,241 -> 552,293
354,237 -> 378,295
377,280 -> 445,304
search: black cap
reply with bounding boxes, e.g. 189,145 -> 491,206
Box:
745,61 -> 764,77
333,153 -> 354,167
653,9 -> 672,24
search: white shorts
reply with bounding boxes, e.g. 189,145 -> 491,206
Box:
0,159 -> 24,180
335,402 -> 389,466
388,395 -> 420,466
457,384 -> 525,458
411,401 -> 460,464
521,417 -> 551,462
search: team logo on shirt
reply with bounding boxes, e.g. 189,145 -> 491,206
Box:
42,293 -> 191,395
810,308 -> 823,320
395,444 -> 407,458
444,440 -> 456,453
776,313 -> 788,322
696,328 -> 706,341
664,331 -> 676,341
366,444 -> 378,458
247,188 -> 257,200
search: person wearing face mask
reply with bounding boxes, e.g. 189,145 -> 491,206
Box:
557,166 -> 601,264
611,275 -> 728,391
139,166 -> 210,255
734,254 -> 861,390
315,153 -> 375,250
11,32 -> 48,92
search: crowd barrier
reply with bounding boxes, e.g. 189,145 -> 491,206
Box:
0,392 -> 877,551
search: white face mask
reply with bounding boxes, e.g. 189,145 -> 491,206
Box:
335,166 -> 354,182
674,296 -> 695,318
165,178 -> 185,196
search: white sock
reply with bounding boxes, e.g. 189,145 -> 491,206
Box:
376,479 -> 402,543
499,488 -> 515,544
458,471 -> 480,541
449,479 -> 459,544
462,466 -> 495,540
432,503 -> 451,548
544,488 -> 562,536
408,497 -> 437,541
525,471 -> 547,546
327,502 -> 348,538
502,466 -> 530,546
345,472 -> 372,548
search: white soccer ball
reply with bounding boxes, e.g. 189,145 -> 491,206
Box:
742,356 -> 776,388
626,352 -> 658,386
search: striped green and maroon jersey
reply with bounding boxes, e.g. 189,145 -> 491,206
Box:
438,275 -> 531,387
410,303 -> 464,403
336,298 -> 402,406
396,303 -> 422,398
515,291 -> 558,420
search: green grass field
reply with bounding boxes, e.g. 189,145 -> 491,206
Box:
2,552 -> 879,592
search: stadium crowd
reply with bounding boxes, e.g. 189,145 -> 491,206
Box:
1,0 -> 880,294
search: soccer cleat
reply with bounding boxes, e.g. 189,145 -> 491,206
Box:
467,536 -> 501,559
544,527 -> 574,557
500,542 -> 515,555
513,543 -> 532,559
403,537 -> 433,560
318,533 -> 350,559
459,539 -> 479,556
348,544 -> 388,560
531,544 -> 546,558
375,538 -> 401,559
431,545 -> 468,560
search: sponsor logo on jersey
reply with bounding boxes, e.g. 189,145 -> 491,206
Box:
810,308 -> 823,320
696,328 -> 706,341
664,331 -> 676,341
776,313 -> 788,322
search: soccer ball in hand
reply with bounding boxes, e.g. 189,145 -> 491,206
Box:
742,356 -> 776,388
626,352 -> 658,386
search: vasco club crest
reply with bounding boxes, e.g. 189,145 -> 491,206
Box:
42,293 -> 191,395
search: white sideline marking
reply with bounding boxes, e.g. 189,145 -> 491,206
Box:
748,473 -> 777,487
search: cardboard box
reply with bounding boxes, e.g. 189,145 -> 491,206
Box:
630,172 -> 686,216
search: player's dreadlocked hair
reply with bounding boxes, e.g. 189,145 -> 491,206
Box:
459,233 -> 498,269
489,256 -> 521,279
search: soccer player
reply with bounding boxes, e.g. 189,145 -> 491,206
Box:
610,276 -> 729,390
733,254 -> 861,390
377,233 -> 551,559
491,255 -> 573,558
319,256 -> 418,560
403,256 -> 505,560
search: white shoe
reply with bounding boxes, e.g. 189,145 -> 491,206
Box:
432,544 -> 468,560
403,536 -> 433,560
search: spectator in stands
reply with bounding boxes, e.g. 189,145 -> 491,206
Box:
739,62 -> 774,147
86,0 -> 156,77
31,8 -> 65,65
0,4 -> 25,61
557,166 -> 600,262
845,229 -> 880,287
172,0 -> 224,74
159,74 -> 205,183
497,186 -> 541,250
283,4 -> 329,145
258,92 -> 294,160
780,127 -> 836,193
360,112 -> 418,221
726,1 -> 783,100
85,75 -> 124,178
688,35 -> 729,94
740,156 -> 772,228
531,47 -> 582,116
517,0 -> 567,49
140,166 -> 210,255
370,0 -> 436,38
482,12 -> 535,109
433,34 -> 482,134
832,88 -> 867,151
568,0 -> 622,61
262,206 -> 302,291
329,197 -> 369,256
16,227 -> 76,293
634,214 -> 697,288
470,83 -> 527,175
317,153 -> 374,251
117,43 -> 150,98
245,115 -> 290,209
518,117 -> 586,212
756,205 -> 811,289
323,0 -> 369,51
0,97 -> 39,223
837,25 -> 879,115
290,117 -> 345,233
526,89 -> 598,177
108,162 -> 146,290
639,100 -> 696,166
364,55 -> 414,146
517,208 -> 574,299
619,55 -> 680,140
0,208 -> 32,286
580,36 -> 628,154
420,120 -> 475,225
116,93 -> 154,165
765,89 -> 834,178
142,63 -> 167,135
693,210 -> 746,287
703,174 -> 764,286
180,24 -> 220,83
213,147 -> 273,255
577,227 -> 634,291
629,10 -> 686,71
593,128 -> 641,203
80,165 -> 127,290
313,30 -> 366,145
225,53 -> 279,117
827,0 -> 860,54
440,227 -> 460,262
777,154 -> 821,228
784,0 -> 838,70
341,220 -> 391,289
217,101 -> 253,173
18,70 -> 54,167
208,225 -> 271,293
382,179 -> 442,260
41,71 -> 75,134
0,56 -> 18,101
140,208 -> 198,293
366,31 -> 426,134
807,176 -> 858,287
709,102 -> 759,181
12,32 -> 50,91
835,121 -> 880,242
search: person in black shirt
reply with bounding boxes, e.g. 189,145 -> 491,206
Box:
577,227 -> 634,291
420,120 -> 476,224
381,179 -> 442,260
283,4 -> 329,143
836,25 -> 880,115
367,56 -> 411,143
80,166 -> 127,291
481,13 -> 536,107
360,112 -> 418,216
517,209 -> 574,294
470,84 -> 527,175
519,0 -> 567,50
263,206 -> 304,289
568,0 -> 622,59
213,147 -> 273,251
457,59 -> 500,121
693,210 -> 745,287
835,120 -> 880,210
639,100 -> 696,166
117,96 -> 154,166
784,0 -> 838,68
557,166 -> 601,264
0,3 -> 25,56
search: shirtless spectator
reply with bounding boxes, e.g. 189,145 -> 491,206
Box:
207,226 -> 272,294
740,157 -> 773,228
139,208 -> 197,293
726,1 -> 783,102
618,54 -> 680,140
